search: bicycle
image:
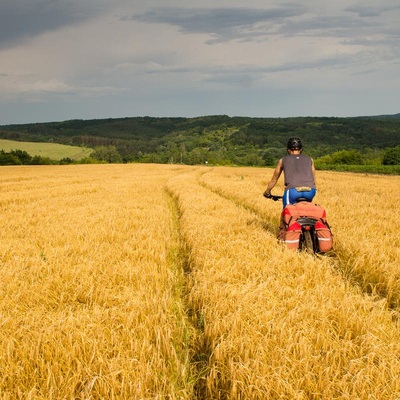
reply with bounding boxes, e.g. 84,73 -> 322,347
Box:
264,193 -> 333,254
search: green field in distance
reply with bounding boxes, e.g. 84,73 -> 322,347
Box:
0,139 -> 93,161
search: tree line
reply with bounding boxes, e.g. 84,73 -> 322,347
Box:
0,149 -> 55,165
0,115 -> 399,171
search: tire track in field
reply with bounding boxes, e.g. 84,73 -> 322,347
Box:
164,172 -> 283,398
332,246 -> 400,312
165,169 -> 400,398
196,170 -> 279,238
165,170 -> 267,398
196,171 -> 400,313
164,186 -> 211,400
197,171 -> 279,237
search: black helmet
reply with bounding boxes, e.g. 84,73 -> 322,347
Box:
287,137 -> 303,150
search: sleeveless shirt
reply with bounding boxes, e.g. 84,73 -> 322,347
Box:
282,154 -> 316,189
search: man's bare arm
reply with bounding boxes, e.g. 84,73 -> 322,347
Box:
311,158 -> 316,186
264,159 -> 283,195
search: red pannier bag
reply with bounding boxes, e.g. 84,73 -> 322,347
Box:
280,202 -> 333,252
284,226 -> 301,250
315,220 -> 333,253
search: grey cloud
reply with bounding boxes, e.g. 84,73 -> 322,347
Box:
345,4 -> 400,17
208,54 -> 355,77
126,4 -> 400,45
130,53 -> 356,85
126,5 -> 307,42
279,15 -> 378,38
343,35 -> 400,50
274,10 -> 400,52
0,0 -> 109,49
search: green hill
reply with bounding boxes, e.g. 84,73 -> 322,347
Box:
0,139 -> 92,161
0,114 -> 399,167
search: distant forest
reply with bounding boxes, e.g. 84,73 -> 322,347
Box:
0,114 -> 399,172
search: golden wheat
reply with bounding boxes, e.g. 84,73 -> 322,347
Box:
198,167 -> 400,305
0,163 -> 399,399
169,166 -> 400,399
0,164 -> 195,399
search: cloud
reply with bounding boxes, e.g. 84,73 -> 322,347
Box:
345,4 -> 400,17
1,1 -> 400,124
125,5 -> 308,43
0,0 -> 110,49
122,2 -> 400,51
29,79 -> 72,93
0,74 -> 73,97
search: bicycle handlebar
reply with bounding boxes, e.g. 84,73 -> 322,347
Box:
263,193 -> 282,201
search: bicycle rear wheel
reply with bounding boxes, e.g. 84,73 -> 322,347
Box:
302,230 -> 314,253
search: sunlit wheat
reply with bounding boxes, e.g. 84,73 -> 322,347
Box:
0,163 -> 399,399
0,164 -> 195,399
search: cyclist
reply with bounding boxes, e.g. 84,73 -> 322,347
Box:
263,137 -> 316,208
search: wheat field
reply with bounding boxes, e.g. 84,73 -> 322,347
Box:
0,163 -> 399,399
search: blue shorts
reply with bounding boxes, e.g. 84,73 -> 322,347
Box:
283,188 -> 316,208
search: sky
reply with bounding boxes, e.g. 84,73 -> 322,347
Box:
0,0 -> 399,125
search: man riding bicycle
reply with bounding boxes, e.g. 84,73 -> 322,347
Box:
263,137 -> 316,208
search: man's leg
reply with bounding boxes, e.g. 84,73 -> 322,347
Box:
282,190 -> 290,208
279,193 -> 289,240
287,188 -> 300,205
